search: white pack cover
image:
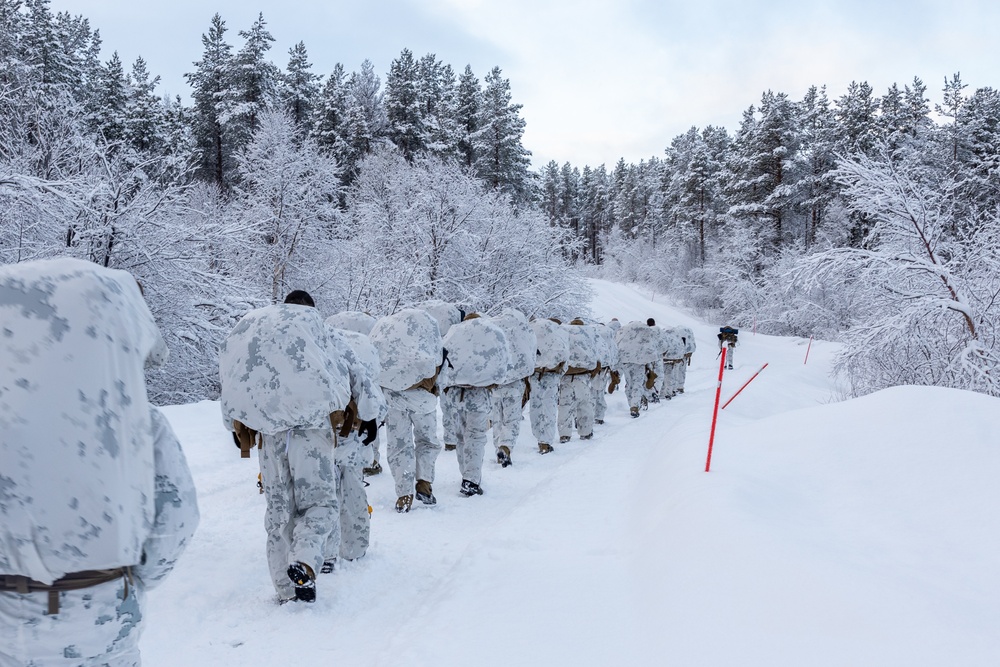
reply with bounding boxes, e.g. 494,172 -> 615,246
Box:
596,323 -> 620,367
615,320 -> 663,364
608,318 -> 622,334
0,257 -> 168,583
326,328 -> 388,424
490,309 -> 537,383
442,318 -> 510,388
678,325 -> 697,355
220,304 -> 351,435
415,299 -> 463,337
530,318 -> 570,371
369,308 -> 442,391
325,311 -> 377,336
565,322 -> 600,370
660,326 -> 686,359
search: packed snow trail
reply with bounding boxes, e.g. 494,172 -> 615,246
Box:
141,279 -> 1000,666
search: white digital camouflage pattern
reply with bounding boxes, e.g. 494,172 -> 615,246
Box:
491,380 -> 525,453
325,311 -> 377,336
592,368 -> 610,422
0,258 -> 170,583
490,310 -> 537,384
383,387 -> 441,498
565,322 -> 600,371
558,374 -> 594,439
530,319 -> 569,371
414,299 -> 462,337
528,371 -> 560,446
370,309 -> 442,391
621,363 -> 648,410
608,319 -> 622,334
615,321 -> 662,365
596,323 -> 620,369
441,319 -> 509,388
326,328 -> 388,425
323,436 -> 371,562
441,386 -> 492,485
441,389 -> 461,448
220,304 -> 351,435
0,258 -> 198,666
679,325 -> 696,357
258,427 -> 336,600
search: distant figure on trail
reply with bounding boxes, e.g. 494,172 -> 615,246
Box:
718,326 -> 739,370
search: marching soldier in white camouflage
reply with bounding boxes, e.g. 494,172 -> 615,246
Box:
660,326 -> 687,400
1,258 -> 199,666
489,309 -> 537,468
615,320 -> 663,418
592,322 -> 620,425
322,324 -> 387,568
370,308 -> 444,513
416,300 -> 464,453
558,319 -> 601,442
677,325 -> 696,393
528,318 -> 569,454
441,314 -> 510,496
220,291 -> 352,603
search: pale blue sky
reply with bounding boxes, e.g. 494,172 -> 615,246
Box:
64,0 -> 1000,169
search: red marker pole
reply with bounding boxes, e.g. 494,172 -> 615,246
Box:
721,363 -> 769,410
804,336 -> 813,365
704,347 -> 727,472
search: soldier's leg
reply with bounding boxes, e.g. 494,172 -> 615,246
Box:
557,375 -> 575,440
492,381 -> 522,453
384,398 -> 416,498
440,386 -> 461,450
457,389 -> 491,485
336,436 -> 370,561
0,577 -> 144,666
574,375 -> 595,437
412,404 -> 442,487
285,428 -> 338,582
593,369 -> 608,422
260,431 -> 297,599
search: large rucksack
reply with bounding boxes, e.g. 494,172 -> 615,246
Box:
719,326 -> 739,345
615,320 -> 662,364
442,317 -> 510,387
490,309 -> 538,384
530,318 -> 570,372
369,308 -> 443,391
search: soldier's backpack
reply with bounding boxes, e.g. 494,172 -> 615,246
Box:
414,299 -> 463,337
719,326 -> 739,345
325,311 -> 377,336
490,309 -> 538,384
615,320 -> 662,364
369,308 -> 443,391
442,317 -> 510,387
531,318 -> 570,372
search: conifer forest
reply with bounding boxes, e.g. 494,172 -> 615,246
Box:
1,1 -> 998,401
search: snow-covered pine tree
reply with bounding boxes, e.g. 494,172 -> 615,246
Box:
225,13 -> 279,159
186,13 -> 234,189
281,41 -> 319,135
472,66 -> 532,204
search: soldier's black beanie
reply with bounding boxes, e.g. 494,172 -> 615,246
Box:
284,290 -> 316,307
647,318 -> 656,326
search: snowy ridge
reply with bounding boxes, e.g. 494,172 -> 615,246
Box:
144,279 -> 1000,666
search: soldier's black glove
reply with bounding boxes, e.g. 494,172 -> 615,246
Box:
359,418 -> 379,445
232,431 -> 241,448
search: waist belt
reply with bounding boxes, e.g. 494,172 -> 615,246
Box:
1,567 -> 133,615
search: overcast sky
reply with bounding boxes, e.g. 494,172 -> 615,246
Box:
63,0 -> 1000,169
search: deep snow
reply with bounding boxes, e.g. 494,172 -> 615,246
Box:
142,279 -> 1000,666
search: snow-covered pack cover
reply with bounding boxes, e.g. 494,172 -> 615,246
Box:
0,257 -> 168,583
678,325 -> 696,355
326,327 -> 388,424
530,318 -> 569,371
615,320 -> 663,364
325,311 -> 377,336
608,318 -> 622,334
490,309 -> 537,384
415,299 -> 463,337
442,318 -> 510,388
369,308 -> 442,391
596,323 -> 620,368
660,326 -> 686,359
565,322 -> 600,370
220,304 -> 351,435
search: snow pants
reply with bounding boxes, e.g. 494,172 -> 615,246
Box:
442,386 -> 492,485
260,427 -> 337,600
558,373 -> 594,439
664,359 -> 684,397
621,362 -> 647,411
676,356 -> 689,392
384,387 -> 441,498
528,371 -> 561,447
323,434 -> 371,563
650,358 -> 665,396
0,576 -> 144,667
592,368 -> 610,422
491,380 -> 525,453
441,385 -> 462,448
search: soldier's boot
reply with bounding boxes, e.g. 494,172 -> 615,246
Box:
415,479 -> 436,505
363,461 -> 382,476
538,442 -> 554,455
559,435 -> 571,443
287,562 -> 316,603
595,419 -> 604,425
580,433 -> 593,440
640,396 -> 649,411
444,443 -> 457,451
630,406 -> 640,418
650,391 -> 660,403
459,479 -> 484,497
496,445 -> 512,468
320,560 -> 335,574
395,494 -> 413,513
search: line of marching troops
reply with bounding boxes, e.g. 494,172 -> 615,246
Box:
218,293 -> 696,604
0,258 -> 700,664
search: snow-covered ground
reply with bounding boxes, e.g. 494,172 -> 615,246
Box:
142,279 -> 1000,666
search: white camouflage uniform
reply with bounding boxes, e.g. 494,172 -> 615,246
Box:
220,303 -> 351,600
558,321 -> 600,440
322,327 -> 387,563
0,258 -> 199,666
616,321 -> 663,413
489,310 -> 536,456
591,323 -> 619,423
441,318 -> 509,487
660,327 -> 687,399
527,319 -> 569,449
370,309 -> 444,499
416,301 -> 464,451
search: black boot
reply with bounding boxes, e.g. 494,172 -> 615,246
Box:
287,562 -> 316,602
459,479 -> 484,496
